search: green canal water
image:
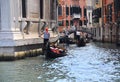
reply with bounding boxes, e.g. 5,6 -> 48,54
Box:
0,42 -> 120,82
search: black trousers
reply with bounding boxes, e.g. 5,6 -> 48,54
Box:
44,39 -> 49,46
65,36 -> 69,46
76,35 -> 80,41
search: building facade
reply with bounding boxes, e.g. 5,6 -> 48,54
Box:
92,0 -> 102,41
0,0 -> 58,60
114,0 -> 120,44
86,0 -> 93,28
92,0 -> 120,43
58,0 -> 87,32
102,0 -> 117,43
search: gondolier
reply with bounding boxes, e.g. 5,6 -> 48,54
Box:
43,27 -> 50,46
40,27 -> 50,55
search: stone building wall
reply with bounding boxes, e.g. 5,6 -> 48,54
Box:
0,0 -> 58,60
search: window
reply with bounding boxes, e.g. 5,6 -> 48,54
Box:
84,8 -> 86,17
107,4 -> 112,22
99,27 -> 101,36
72,6 -> 81,14
66,6 -> 69,16
98,8 -> 101,18
84,20 -> 87,25
93,17 -> 99,23
88,12 -> 90,24
96,0 -> 99,4
40,0 -> 43,19
114,0 -> 120,11
70,20 -> 73,25
22,0 -> 26,18
79,20 -> 82,26
70,6 -> 73,15
66,20 -> 69,26
58,21 -> 63,26
58,5 -> 62,16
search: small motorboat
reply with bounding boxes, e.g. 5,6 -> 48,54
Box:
43,43 -> 67,59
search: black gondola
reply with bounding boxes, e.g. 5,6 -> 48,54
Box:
43,42 -> 67,59
59,36 -> 75,44
76,38 -> 86,47
46,48 -> 67,58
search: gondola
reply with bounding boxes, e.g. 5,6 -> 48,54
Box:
59,36 -> 75,44
43,43 -> 67,59
46,48 -> 67,58
76,38 -> 86,47
85,38 -> 90,43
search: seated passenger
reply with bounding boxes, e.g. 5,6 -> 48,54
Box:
50,46 -> 60,54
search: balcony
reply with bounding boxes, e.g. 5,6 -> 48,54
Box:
72,13 -> 81,19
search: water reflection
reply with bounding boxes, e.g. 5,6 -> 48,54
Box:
0,42 -> 120,82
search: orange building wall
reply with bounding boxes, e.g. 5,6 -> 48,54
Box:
103,0 -> 115,23
58,0 -> 71,31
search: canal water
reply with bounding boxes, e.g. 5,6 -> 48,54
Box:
0,42 -> 120,82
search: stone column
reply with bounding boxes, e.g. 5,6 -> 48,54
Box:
0,0 -> 23,56
0,0 -> 14,56
0,0 -> 23,40
0,0 -> 11,31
